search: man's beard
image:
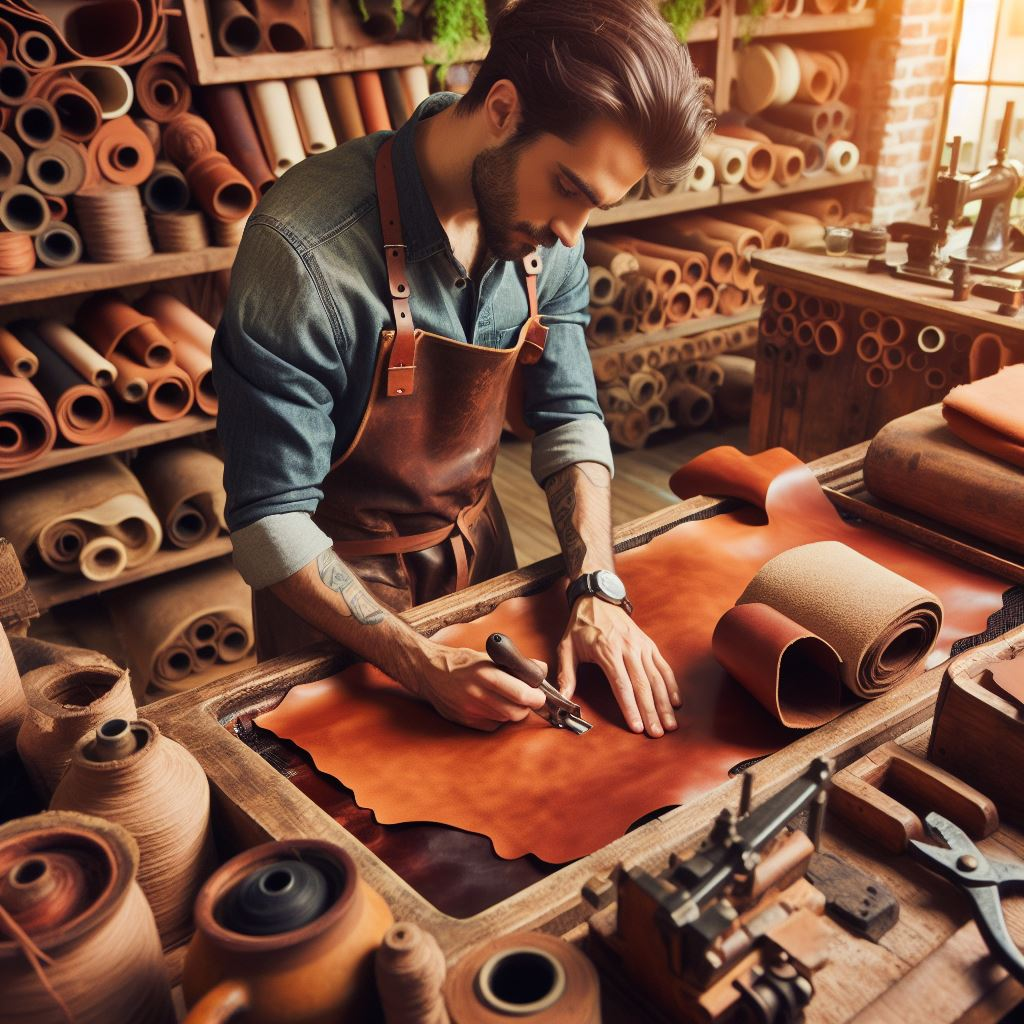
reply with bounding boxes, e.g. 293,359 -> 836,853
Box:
471,138 -> 557,261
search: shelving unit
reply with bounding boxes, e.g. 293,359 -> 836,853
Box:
594,307 -> 762,356
29,535 -> 234,611
746,9 -> 877,36
0,248 -> 237,305
589,166 -> 873,228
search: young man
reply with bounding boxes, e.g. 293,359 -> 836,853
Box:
214,0 -> 712,737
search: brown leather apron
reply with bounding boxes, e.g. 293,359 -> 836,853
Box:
254,137 -> 549,660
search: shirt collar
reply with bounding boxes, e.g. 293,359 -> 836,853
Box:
390,91 -> 462,262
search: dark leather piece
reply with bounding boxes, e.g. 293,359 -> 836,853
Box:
258,447 -> 1010,863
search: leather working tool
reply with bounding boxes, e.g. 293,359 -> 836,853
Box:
908,811 -> 1024,985
485,632 -> 593,735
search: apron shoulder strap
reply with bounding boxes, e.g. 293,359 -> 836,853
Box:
520,248 -> 547,365
375,137 -> 416,397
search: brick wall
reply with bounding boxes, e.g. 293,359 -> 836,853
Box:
855,0 -> 958,223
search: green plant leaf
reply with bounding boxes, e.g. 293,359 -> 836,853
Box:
430,0 -> 490,82
661,0 -> 706,42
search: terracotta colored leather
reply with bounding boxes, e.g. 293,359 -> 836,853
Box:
865,404 -> 1024,555
201,85 -> 276,194
186,151 -> 257,223
354,70 -> 391,134
77,294 -> 168,362
253,140 -> 544,659
258,446 -> 1011,863
323,74 -> 365,143
0,371 -> 57,469
0,231 -> 37,275
108,352 -> 195,421
0,325 -> 38,377
86,115 -> 156,186
163,112 -> 218,170
942,365 -> 1024,468
991,658 -> 1024,708
0,0 -> 166,69
134,51 -> 190,122
0,133 -> 25,190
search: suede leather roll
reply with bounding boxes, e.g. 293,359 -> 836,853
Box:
106,558 -> 253,698
258,446 -> 1009,863
200,84 -> 276,194
108,352 -> 195,422
287,77 -> 337,154
0,371 -> 57,469
134,52 -> 191,122
0,456 -> 161,579
34,319 -> 117,387
186,151 -> 257,222
379,67 -> 410,128
132,444 -> 226,549
0,325 -> 39,377
942,365 -> 1024,468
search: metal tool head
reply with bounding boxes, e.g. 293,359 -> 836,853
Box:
536,677 -> 593,734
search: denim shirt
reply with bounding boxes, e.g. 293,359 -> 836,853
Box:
214,92 -> 612,590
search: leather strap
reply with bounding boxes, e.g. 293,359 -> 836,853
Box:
520,250 -> 547,366
375,137 -> 416,397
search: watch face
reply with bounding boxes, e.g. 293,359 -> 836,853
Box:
595,570 -> 626,601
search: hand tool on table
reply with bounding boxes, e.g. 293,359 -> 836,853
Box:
909,811 -> 1024,985
485,632 -> 593,734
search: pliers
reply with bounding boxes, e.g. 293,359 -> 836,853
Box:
908,811 -> 1024,984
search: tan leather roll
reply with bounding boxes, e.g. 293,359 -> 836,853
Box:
0,184 -> 51,235
0,325 -> 39,378
33,221 -> 83,267
711,133 -> 775,189
324,73 -> 366,142
663,282 -> 695,322
717,208 -> 790,248
865,403 -> 1024,555
0,372 -> 57,469
77,295 -> 174,366
135,52 -> 191,122
0,456 -> 162,579
735,540 -> 942,701
587,265 -> 620,307
108,352 -> 195,422
200,84 -> 276,196
0,131 -> 26,190
106,559 -> 253,698
702,137 -> 745,184
246,79 -> 306,176
287,77 -> 337,154
583,237 -> 639,278
186,151 -> 257,223
132,444 -> 226,549
25,137 -> 86,196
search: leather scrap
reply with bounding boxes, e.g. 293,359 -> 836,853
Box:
942,365 -> 1024,469
257,447 -> 1010,863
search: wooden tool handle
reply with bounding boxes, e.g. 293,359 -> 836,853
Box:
486,633 -> 546,688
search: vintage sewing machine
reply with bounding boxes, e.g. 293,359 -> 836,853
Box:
875,101 -> 1024,316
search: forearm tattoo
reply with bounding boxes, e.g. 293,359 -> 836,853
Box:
545,468 -> 588,578
316,549 -> 385,625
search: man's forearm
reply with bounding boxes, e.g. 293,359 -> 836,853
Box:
543,461 -> 614,578
269,549 -> 432,689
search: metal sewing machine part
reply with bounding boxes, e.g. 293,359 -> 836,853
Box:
874,100 -> 1024,315
485,632 -> 593,734
590,757 -> 836,1023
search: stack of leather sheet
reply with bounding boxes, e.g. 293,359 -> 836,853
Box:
864,370 -> 1024,555
256,446 -> 1009,864
105,558 -> 253,700
0,456 -> 162,582
0,39 -> 256,273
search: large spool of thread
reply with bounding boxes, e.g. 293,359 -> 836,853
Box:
51,718 -> 215,949
183,839 -> 393,1023
0,810 -> 175,1023
376,922 -> 450,1024
16,660 -> 136,796
0,623 -> 27,756
445,932 -> 601,1023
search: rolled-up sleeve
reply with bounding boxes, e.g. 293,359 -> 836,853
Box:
524,240 -> 614,486
213,219 -> 343,588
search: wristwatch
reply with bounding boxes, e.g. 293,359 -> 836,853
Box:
566,570 -> 634,616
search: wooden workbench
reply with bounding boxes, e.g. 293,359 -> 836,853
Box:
748,247 -> 1024,461
140,443 -> 1024,1021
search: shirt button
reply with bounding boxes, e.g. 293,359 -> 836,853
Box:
454,277 -> 466,289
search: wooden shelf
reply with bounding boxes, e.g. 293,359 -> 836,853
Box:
589,166 -> 873,227
592,306 -> 762,358
744,9 -> 877,36
0,247 -> 237,306
685,17 -> 720,41
0,414 -> 216,482
29,536 -> 233,611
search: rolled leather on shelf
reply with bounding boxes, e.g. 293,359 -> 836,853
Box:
941,364 -> 1024,469
0,184 -> 51,235
379,67 -> 410,127
25,137 -> 86,196
77,294 -> 175,366
287,77 -> 337,154
399,64 -> 430,110
34,319 -> 117,387
87,115 -> 156,186
246,79 -> 306,177
254,0 -> 312,51
747,115 -> 826,173
701,137 -> 746,185
142,160 -> 190,214
33,221 -> 83,267
686,154 -> 715,191
0,455 -> 162,579
353,70 -> 392,134
0,132 -> 26,190
162,112 -> 217,169
200,84 -> 276,194
108,352 -> 196,422
106,559 -> 254,697
0,324 -> 39,377
865,403 -> 1024,555
211,0 -> 263,55
0,372 -> 57,469
0,231 -> 38,275
132,444 -> 226,549
323,73 -> 366,142
9,321 -> 131,445
136,291 -> 217,415
134,51 -> 191,122
186,151 -> 258,222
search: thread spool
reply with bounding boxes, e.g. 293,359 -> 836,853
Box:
826,140 -> 859,173
917,325 -> 946,353
0,810 -> 175,1024
51,718 -> 214,949
445,932 -> 600,1024
376,922 -> 450,1024
856,332 -> 883,363
17,662 -> 136,796
686,155 -> 715,192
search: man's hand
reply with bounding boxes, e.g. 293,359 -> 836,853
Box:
557,596 -> 680,737
413,641 -> 548,732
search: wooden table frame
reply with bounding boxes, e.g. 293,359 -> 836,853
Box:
143,443 -> 999,959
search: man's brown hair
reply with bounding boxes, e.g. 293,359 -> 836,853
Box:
455,0 -> 713,184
